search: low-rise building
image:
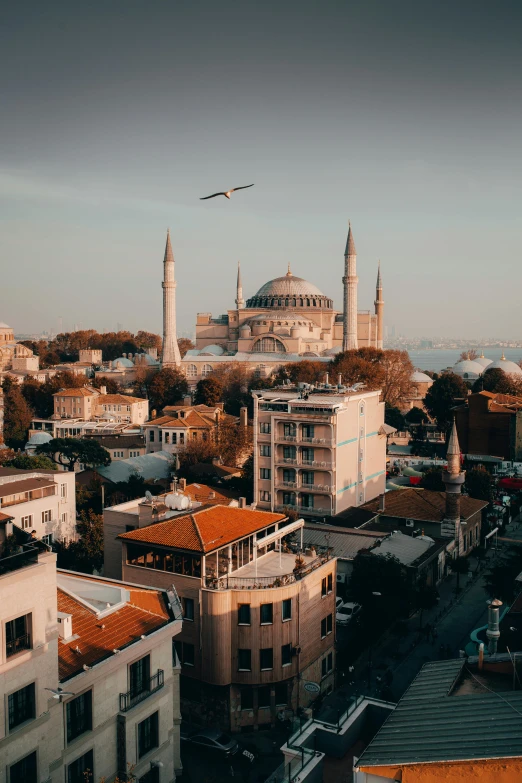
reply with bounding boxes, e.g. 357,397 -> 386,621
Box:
84,432 -> 146,460
142,404 -> 230,456
454,390 -> 522,461
110,505 -> 337,731
0,467 -> 76,545
52,387 -> 149,426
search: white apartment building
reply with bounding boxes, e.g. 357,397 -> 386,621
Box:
0,546 -> 183,783
0,467 -> 76,545
253,382 -> 387,517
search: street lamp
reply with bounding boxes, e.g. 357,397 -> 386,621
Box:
367,592 -> 382,689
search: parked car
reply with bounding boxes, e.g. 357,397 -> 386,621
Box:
335,595 -> 344,610
181,726 -> 239,758
336,601 -> 361,625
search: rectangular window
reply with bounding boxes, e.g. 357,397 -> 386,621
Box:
327,613 -> 333,634
260,444 -> 271,456
258,685 -> 271,708
275,682 -> 287,705
283,423 -> 296,437
260,648 -> 273,671
66,691 -> 93,743
260,422 -> 271,434
5,614 -> 31,657
241,687 -> 254,710
149,431 -> 155,442
302,424 -> 315,438
180,433 -> 185,444
327,573 -> 333,593
172,433 -> 177,444
281,643 -> 292,667
301,471 -> 314,485
41,509 -> 52,523
321,652 -> 334,678
301,447 -> 314,462
260,468 -> 271,480
282,468 -> 296,483
238,649 -> 252,671
20,515 -> 33,530
42,533 -> 53,546
8,683 -> 36,731
322,574 -> 333,597
238,604 -> 251,625
259,490 -> 271,502
159,431 -> 163,442
61,483 -> 67,498
260,603 -> 273,625
165,432 -> 170,444
301,494 -> 313,509
10,751 -> 37,783
175,642 -> 195,667
282,598 -> 292,621
182,597 -> 194,621
283,445 -> 296,459
130,655 -> 151,699
138,712 -> 159,758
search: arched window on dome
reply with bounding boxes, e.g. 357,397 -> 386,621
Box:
306,298 -> 310,307
186,364 -> 198,378
202,364 -> 213,378
312,299 -> 317,306
253,337 -> 286,353
299,298 -> 304,307
278,298 -> 282,306
271,299 -> 276,307
285,299 -> 289,307
291,299 -> 296,307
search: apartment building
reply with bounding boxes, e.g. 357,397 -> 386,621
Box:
52,386 -> 149,425
113,504 -> 337,732
252,382 -> 387,517
0,544 -> 183,783
0,467 -> 76,545
142,404 -> 230,456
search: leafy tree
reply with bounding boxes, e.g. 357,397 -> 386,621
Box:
6,454 -> 57,470
384,405 -> 405,432
405,406 -> 429,424
484,545 -> 522,603
208,363 -> 253,416
36,438 -> 111,471
472,367 -> 521,395
216,419 -> 253,467
55,509 -> 104,573
419,468 -> 445,492
273,360 -> 325,386
177,338 -> 195,358
146,367 -> 188,411
22,371 -> 86,419
379,349 -> 414,407
0,447 -> 17,464
1,377 -> 34,448
465,467 -> 493,503
227,452 -> 255,503
329,350 -> 384,390
177,439 -> 217,475
90,376 -> 123,394
135,330 -> 162,353
194,377 -> 223,407
423,372 -> 469,431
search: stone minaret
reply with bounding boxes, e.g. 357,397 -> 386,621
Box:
441,420 -> 466,549
235,261 -> 245,309
162,229 -> 181,367
342,222 -> 358,351
374,261 -> 384,349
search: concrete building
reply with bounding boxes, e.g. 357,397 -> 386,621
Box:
0,322 -> 38,373
0,543 -> 183,783
52,387 -> 149,426
108,502 -> 337,732
0,467 -> 76,545
143,404 -> 233,456
84,432 -> 146,461
454,390 -> 522,461
252,381 -> 387,517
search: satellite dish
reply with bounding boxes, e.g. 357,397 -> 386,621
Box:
145,491 -> 153,501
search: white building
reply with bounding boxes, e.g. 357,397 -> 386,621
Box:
0,546 -> 183,783
0,467 -> 76,545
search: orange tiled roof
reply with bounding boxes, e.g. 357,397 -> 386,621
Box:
0,511 -> 14,522
143,411 -> 215,429
185,482 -> 240,505
119,506 -> 285,553
57,583 -> 171,681
361,488 -> 487,523
98,394 -> 146,405
54,387 -> 98,398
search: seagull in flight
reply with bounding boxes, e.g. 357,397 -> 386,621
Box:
200,184 -> 254,200
45,686 -> 75,702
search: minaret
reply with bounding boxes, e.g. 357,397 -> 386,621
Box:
374,261 -> 384,349
441,420 -> 466,550
342,222 -> 358,351
235,262 -> 245,309
162,229 -> 181,367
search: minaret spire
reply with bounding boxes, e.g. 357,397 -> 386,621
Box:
342,221 -> 358,351
161,229 -> 181,367
441,419 -> 465,552
374,261 -> 384,350
235,261 -> 245,309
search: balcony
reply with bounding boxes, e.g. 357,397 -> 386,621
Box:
300,483 -> 331,493
301,459 -> 333,469
276,435 -> 297,443
279,456 -> 299,466
300,436 -> 334,446
0,546 -> 39,576
276,480 -> 298,489
205,548 -> 332,590
6,633 -> 31,658
275,504 -> 332,516
119,669 -> 164,712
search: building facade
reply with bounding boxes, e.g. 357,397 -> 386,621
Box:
454,390 -> 522,461
52,387 -> 149,425
253,383 -> 387,517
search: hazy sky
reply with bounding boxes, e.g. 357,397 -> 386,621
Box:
1,0 -> 521,339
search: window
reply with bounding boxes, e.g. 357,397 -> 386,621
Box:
360,404 -> 364,416
66,691 -> 92,743
301,447 -> 314,462
260,444 -> 271,456
301,470 -> 314,486
283,422 -> 296,437
5,614 -> 31,657
302,424 -> 315,439
159,431 -> 163,442
186,364 -> 198,378
174,642 -> 195,667
238,604 -> 251,625
181,597 -> 195,621
10,751 -> 37,783
238,649 -> 252,671
202,364 -> 213,377
321,652 -> 333,677
260,468 -> 271,480
138,712 -> 159,758
282,492 -> 296,506
20,515 -> 33,530
8,683 -> 35,731
283,445 -> 296,459
281,644 -> 292,667
164,432 -> 170,444
149,431 -> 155,442
42,533 -> 53,546
275,682 -> 287,705
179,433 -> 185,445
259,490 -> 271,502
321,614 -> 333,638
260,422 -> 271,434
130,655 -> 151,700
41,509 -> 52,523
301,494 -> 313,509
61,483 -> 67,498
321,574 -> 333,597
260,648 -> 273,671
253,337 -> 286,353
282,599 -> 292,621
241,687 -> 254,710
282,468 -> 296,483
260,603 -> 273,625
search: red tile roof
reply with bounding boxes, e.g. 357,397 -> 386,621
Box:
185,483 -> 240,505
361,488 -> 487,523
57,581 -> 172,681
54,388 -> 98,397
119,506 -> 285,553
98,394 -> 146,405
0,511 -> 14,522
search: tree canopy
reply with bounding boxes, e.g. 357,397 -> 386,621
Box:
5,454 -> 57,471
146,367 -> 188,411
194,377 -> 223,407
465,467 -> 493,503
36,438 -> 111,471
55,509 -> 104,574
423,371 -> 469,431
472,367 -> 522,396
484,545 -> 522,603
1,377 -> 34,448
419,468 -> 445,492
384,405 -> 405,432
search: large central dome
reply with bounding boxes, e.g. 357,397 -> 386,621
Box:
246,270 -> 333,309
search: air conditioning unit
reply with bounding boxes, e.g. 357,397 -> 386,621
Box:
337,573 -> 346,584
291,645 -> 302,656
406,519 -> 415,528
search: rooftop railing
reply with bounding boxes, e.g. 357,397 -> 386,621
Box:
119,669 -> 164,712
0,546 -> 39,576
204,548 -> 332,590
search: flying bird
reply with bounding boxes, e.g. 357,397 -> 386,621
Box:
200,184 -> 254,200
45,686 -> 75,702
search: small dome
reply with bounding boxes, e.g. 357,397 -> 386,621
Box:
411,370 -> 432,383
198,344 -> 225,356
27,432 -> 52,445
112,357 -> 135,368
474,355 -> 493,368
452,359 -> 485,379
487,357 -> 522,376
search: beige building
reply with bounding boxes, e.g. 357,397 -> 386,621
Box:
0,322 -> 38,374
52,386 -> 149,425
143,404 -> 233,456
253,382 -> 387,517
0,543 -> 183,783
105,499 -> 337,732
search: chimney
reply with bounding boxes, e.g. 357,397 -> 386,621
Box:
100,385 -> 107,395
486,598 -> 502,655
183,395 -> 192,407
151,409 -> 157,420
179,478 -> 187,491
338,374 -> 342,387
325,372 -> 329,385
57,612 -> 73,640
240,406 -> 248,428
209,491 -> 216,499
239,497 -> 247,508
379,493 -> 385,512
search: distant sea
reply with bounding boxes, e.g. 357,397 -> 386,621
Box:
407,347 -> 522,373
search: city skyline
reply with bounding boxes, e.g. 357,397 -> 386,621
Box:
2,0 -> 521,338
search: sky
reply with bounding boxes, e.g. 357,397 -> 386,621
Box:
1,0 -> 521,339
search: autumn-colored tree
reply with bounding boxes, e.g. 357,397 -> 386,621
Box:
208,363 -> 254,415
216,419 -> 253,466
177,438 -> 217,473
272,360 -> 325,386
0,447 -> 17,464
135,330 -> 162,353
329,353 -> 384,389
146,367 -> 189,411
423,372 -> 469,431
22,372 -> 86,419
1,377 -> 35,449
194,377 -> 223,406
177,337 -> 195,358
459,349 -> 478,361
378,349 -> 414,407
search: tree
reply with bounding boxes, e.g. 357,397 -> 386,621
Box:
216,419 -> 253,466
36,438 -> 111,471
349,552 -> 411,622
273,360 -> 325,386
6,454 -> 57,470
1,377 -> 34,449
177,338 -> 195,358
55,509 -> 104,573
135,330 -> 162,354
415,580 -> 439,628
419,468 -> 445,492
146,367 -> 188,411
329,350 -> 384,390
177,439 -> 217,474
385,405 -> 405,432
90,376 -> 122,394
22,371 -> 86,419
208,363 -> 254,415
459,349 -> 478,361
484,545 -> 522,603
423,372 -> 469,431
465,467 -> 493,503
378,350 -> 414,407
405,406 -> 429,425
472,367 -> 522,395
194,377 -> 223,407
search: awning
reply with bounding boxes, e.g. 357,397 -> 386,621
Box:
256,518 -> 304,549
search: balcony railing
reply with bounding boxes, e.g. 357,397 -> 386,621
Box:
205,549 -> 332,590
275,504 -> 332,516
0,546 -> 39,576
276,481 -> 298,489
119,669 -> 164,712
279,457 -> 299,465
301,460 -> 333,469
276,435 -> 297,442
300,483 -> 331,493
300,437 -> 334,445
6,633 -> 31,658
